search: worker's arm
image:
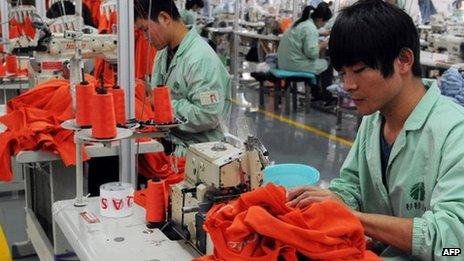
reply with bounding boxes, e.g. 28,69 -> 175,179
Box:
354,212 -> 413,253
174,57 -> 231,133
406,123 -> 464,260
327,118 -> 369,210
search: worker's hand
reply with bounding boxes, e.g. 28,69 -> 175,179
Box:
319,40 -> 329,50
286,186 -> 344,209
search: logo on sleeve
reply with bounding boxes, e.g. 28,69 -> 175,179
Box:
405,182 -> 425,211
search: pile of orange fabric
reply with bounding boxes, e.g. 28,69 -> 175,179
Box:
0,77 -> 184,183
199,183 -> 380,261
0,79 -> 85,181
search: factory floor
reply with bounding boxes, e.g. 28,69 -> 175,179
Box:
0,83 -> 358,260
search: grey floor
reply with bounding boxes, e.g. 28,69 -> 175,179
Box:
0,83 -> 358,260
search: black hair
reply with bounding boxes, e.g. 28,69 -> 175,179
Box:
329,0 -> 421,78
134,0 -> 181,22
46,1 -> 95,28
292,3 -> 332,28
185,0 -> 204,10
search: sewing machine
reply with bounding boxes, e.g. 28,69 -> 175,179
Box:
428,33 -> 464,63
169,136 -> 269,254
5,12 -> 118,85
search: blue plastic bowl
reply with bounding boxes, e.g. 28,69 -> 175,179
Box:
263,164 -> 320,189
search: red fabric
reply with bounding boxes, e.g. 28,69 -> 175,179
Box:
135,29 -> 157,80
83,0 -> 102,26
199,184 -> 381,261
23,16 -> 37,40
0,79 -> 89,181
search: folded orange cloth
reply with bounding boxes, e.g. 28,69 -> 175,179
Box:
199,183 -> 381,261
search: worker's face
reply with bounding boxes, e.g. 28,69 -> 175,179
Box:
135,15 -> 170,50
340,61 -> 403,115
314,18 -> 327,29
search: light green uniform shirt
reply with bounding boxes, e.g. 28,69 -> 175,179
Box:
151,27 -> 232,156
180,9 -> 197,26
329,82 -> 464,260
277,19 -> 328,74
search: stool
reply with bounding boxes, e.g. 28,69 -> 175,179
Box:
250,71 -> 277,109
270,69 -> 318,114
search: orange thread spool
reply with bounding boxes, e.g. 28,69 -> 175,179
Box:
5,55 -> 18,75
153,85 -> 174,124
91,88 -> 117,139
9,25 -> 20,39
145,178 -> 167,224
112,86 -> 126,125
76,81 -> 94,127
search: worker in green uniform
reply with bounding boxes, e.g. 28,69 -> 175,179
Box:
287,0 -> 464,260
134,0 -> 231,156
277,3 -> 335,104
180,0 -> 204,26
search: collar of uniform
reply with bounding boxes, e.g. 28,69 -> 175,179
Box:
174,25 -> 197,58
371,80 -> 439,131
400,80 -> 440,131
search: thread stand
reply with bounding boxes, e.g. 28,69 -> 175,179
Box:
73,128 -> 133,207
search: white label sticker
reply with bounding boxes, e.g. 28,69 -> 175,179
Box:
199,91 -> 220,105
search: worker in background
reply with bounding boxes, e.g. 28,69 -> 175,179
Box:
180,0 -> 204,26
277,3 -> 336,106
134,0 -> 231,156
287,0 -> 464,260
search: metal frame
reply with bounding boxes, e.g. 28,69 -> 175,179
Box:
1,0 -> 9,43
117,0 -> 136,186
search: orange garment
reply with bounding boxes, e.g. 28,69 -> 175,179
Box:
83,0 -> 102,26
199,183 -> 381,261
135,29 -> 157,80
0,79 -> 89,182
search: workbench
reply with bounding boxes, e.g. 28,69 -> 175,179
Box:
53,197 -> 198,260
11,140 -> 164,261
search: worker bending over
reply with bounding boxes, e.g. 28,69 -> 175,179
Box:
134,0 -> 231,156
277,3 -> 335,105
288,0 -> 464,260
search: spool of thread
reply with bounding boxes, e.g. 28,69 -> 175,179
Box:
100,182 -> 134,218
91,87 -> 117,139
145,178 -> 167,225
5,55 -> 18,75
76,81 -> 94,127
112,86 -> 126,125
153,85 -> 174,124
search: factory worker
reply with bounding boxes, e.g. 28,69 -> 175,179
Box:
287,0 -> 464,260
134,0 -> 231,156
277,3 -> 335,104
180,0 -> 204,26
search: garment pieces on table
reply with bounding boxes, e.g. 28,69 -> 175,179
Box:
199,183 -> 380,261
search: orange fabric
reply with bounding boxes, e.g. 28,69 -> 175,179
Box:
0,79 -> 89,182
83,0 -> 102,26
135,29 -> 157,80
23,16 -> 36,40
199,184 -> 381,261
279,18 -> 293,33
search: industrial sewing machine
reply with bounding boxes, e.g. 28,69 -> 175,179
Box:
428,33 -> 464,63
5,12 -> 118,85
168,136 -> 269,254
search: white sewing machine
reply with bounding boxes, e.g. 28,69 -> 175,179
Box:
169,136 -> 269,254
428,33 -> 464,63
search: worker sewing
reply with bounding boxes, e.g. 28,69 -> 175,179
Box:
134,0 -> 231,156
287,0 -> 464,260
180,0 -> 204,26
277,3 -> 336,105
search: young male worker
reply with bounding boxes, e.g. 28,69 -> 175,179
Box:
134,0 -> 231,156
287,0 -> 464,260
